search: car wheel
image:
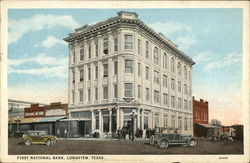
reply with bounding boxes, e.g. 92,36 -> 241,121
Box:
149,135 -> 155,146
188,139 -> 197,147
25,140 -> 31,146
159,139 -> 169,149
46,139 -> 52,146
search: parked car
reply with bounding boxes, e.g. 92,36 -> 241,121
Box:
23,130 -> 58,146
150,133 -> 197,149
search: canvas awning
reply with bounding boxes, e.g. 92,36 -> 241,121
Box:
37,116 -> 66,122
198,123 -> 220,128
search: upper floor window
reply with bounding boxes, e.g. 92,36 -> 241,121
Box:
114,84 -> 118,98
95,87 -> 98,101
88,44 -> 91,59
95,42 -> 98,57
184,66 -> 187,79
171,57 -> 175,73
146,88 -> 150,101
114,61 -> 118,75
163,75 -> 168,88
72,70 -> 75,84
72,49 -> 76,64
124,83 -> 133,97
114,38 -> 118,52
124,35 -> 133,50
178,81 -> 181,92
171,96 -> 175,108
80,69 -> 84,82
154,90 -> 160,103
153,47 -> 159,65
178,98 -> 182,109
184,84 -> 188,95
138,63 -> 141,76
184,100 -> 188,110
163,93 -> 168,105
154,70 -> 160,84
146,66 -> 149,80
103,38 -> 108,55
88,88 -> 91,102
138,85 -> 141,98
95,66 -> 98,79
145,41 -> 149,59
171,78 -> 175,90
125,60 -> 133,73
138,39 -> 141,54
103,64 -> 108,77
103,86 -> 108,99
163,53 -> 168,69
177,62 -> 182,76
88,67 -> 91,80
80,45 -> 84,61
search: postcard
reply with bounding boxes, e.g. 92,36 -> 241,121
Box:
0,0 -> 249,163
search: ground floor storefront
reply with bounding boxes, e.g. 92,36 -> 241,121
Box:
67,103 -> 193,138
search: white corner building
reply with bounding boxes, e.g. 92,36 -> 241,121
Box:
64,11 -> 195,137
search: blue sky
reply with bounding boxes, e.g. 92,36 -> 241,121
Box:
8,9 -> 243,125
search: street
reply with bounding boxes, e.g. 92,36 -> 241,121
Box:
9,138 -> 243,155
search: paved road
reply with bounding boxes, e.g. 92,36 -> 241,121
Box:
8,138 -> 243,155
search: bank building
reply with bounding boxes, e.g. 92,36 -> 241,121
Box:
64,11 -> 195,138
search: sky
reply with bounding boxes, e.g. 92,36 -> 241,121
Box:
7,9 -> 243,126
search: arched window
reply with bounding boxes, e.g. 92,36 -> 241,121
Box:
153,47 -> 159,65
184,66 -> 187,79
163,53 -> 168,69
103,38 -> 108,55
80,45 -> 84,61
177,62 -> 182,76
145,41 -> 149,59
171,57 -> 175,73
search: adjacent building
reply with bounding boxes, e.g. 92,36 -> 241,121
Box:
64,11 -> 195,137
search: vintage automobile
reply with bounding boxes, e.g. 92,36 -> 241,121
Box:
23,130 -> 58,146
150,133 -> 197,149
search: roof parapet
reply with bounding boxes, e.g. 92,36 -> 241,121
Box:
117,11 -> 138,19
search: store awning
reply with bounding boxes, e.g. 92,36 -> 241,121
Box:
198,123 -> 220,128
37,116 -> 66,123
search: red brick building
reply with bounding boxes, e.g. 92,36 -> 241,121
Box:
24,104 -> 45,118
193,97 -> 209,124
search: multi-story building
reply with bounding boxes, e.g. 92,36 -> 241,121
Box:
64,11 -> 195,137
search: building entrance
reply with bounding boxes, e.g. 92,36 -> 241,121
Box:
79,120 -> 91,137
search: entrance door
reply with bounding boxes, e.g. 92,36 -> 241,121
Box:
103,116 -> 110,132
79,121 -> 91,137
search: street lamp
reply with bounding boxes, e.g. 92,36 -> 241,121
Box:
129,109 -> 137,141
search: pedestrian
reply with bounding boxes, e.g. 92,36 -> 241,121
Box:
57,128 -> 60,137
64,128 -> 67,139
117,127 -> 121,141
121,126 -> 127,140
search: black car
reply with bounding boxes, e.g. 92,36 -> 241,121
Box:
150,133 -> 197,149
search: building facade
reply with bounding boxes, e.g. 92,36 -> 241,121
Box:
64,11 -> 195,137
193,97 -> 209,124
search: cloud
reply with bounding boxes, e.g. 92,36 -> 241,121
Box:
42,36 -> 67,48
175,36 -> 198,51
192,52 -> 215,63
204,52 -> 242,71
201,28 -> 211,35
148,21 -> 192,36
8,53 -> 68,78
9,14 -> 80,44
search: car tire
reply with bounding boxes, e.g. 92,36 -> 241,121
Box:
159,139 -> 169,149
149,135 -> 155,146
187,139 -> 197,147
25,140 -> 31,146
46,139 -> 52,146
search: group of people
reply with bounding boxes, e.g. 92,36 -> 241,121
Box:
116,127 -> 144,141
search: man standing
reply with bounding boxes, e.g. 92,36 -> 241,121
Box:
64,128 -> 67,139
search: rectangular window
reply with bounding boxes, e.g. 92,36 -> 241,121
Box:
103,38 -> 108,55
72,70 -> 75,84
163,93 -> 168,105
146,88 -> 149,101
171,78 -> 175,90
178,117 -> 182,130
95,66 -> 98,79
95,87 -> 98,101
103,64 -> 108,77
178,98 -> 182,109
124,35 -> 133,49
88,44 -> 91,59
72,91 -> 75,103
138,85 -> 141,98
114,61 -> 118,75
125,60 -> 133,73
184,118 -> 188,131
114,38 -> 118,52
88,88 -> 91,102
163,75 -> 168,88
146,66 -> 149,80
163,53 -> 168,69
154,71 -> 160,84
72,49 -> 75,64
171,96 -> 175,108
124,83 -> 133,97
189,101 -> 191,111
95,42 -> 98,57
114,84 -> 118,98
171,116 -> 176,128
145,41 -> 149,59
184,100 -> 188,110
80,45 -> 84,61
164,115 -> 168,127
154,90 -> 160,103
138,63 -> 141,76
103,86 -> 108,99
79,69 -> 84,82
138,39 -> 141,54
79,89 -> 83,102
184,84 -> 188,95
178,81 -> 181,92
88,67 -> 91,80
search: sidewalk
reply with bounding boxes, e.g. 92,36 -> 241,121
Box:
59,137 -> 149,141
